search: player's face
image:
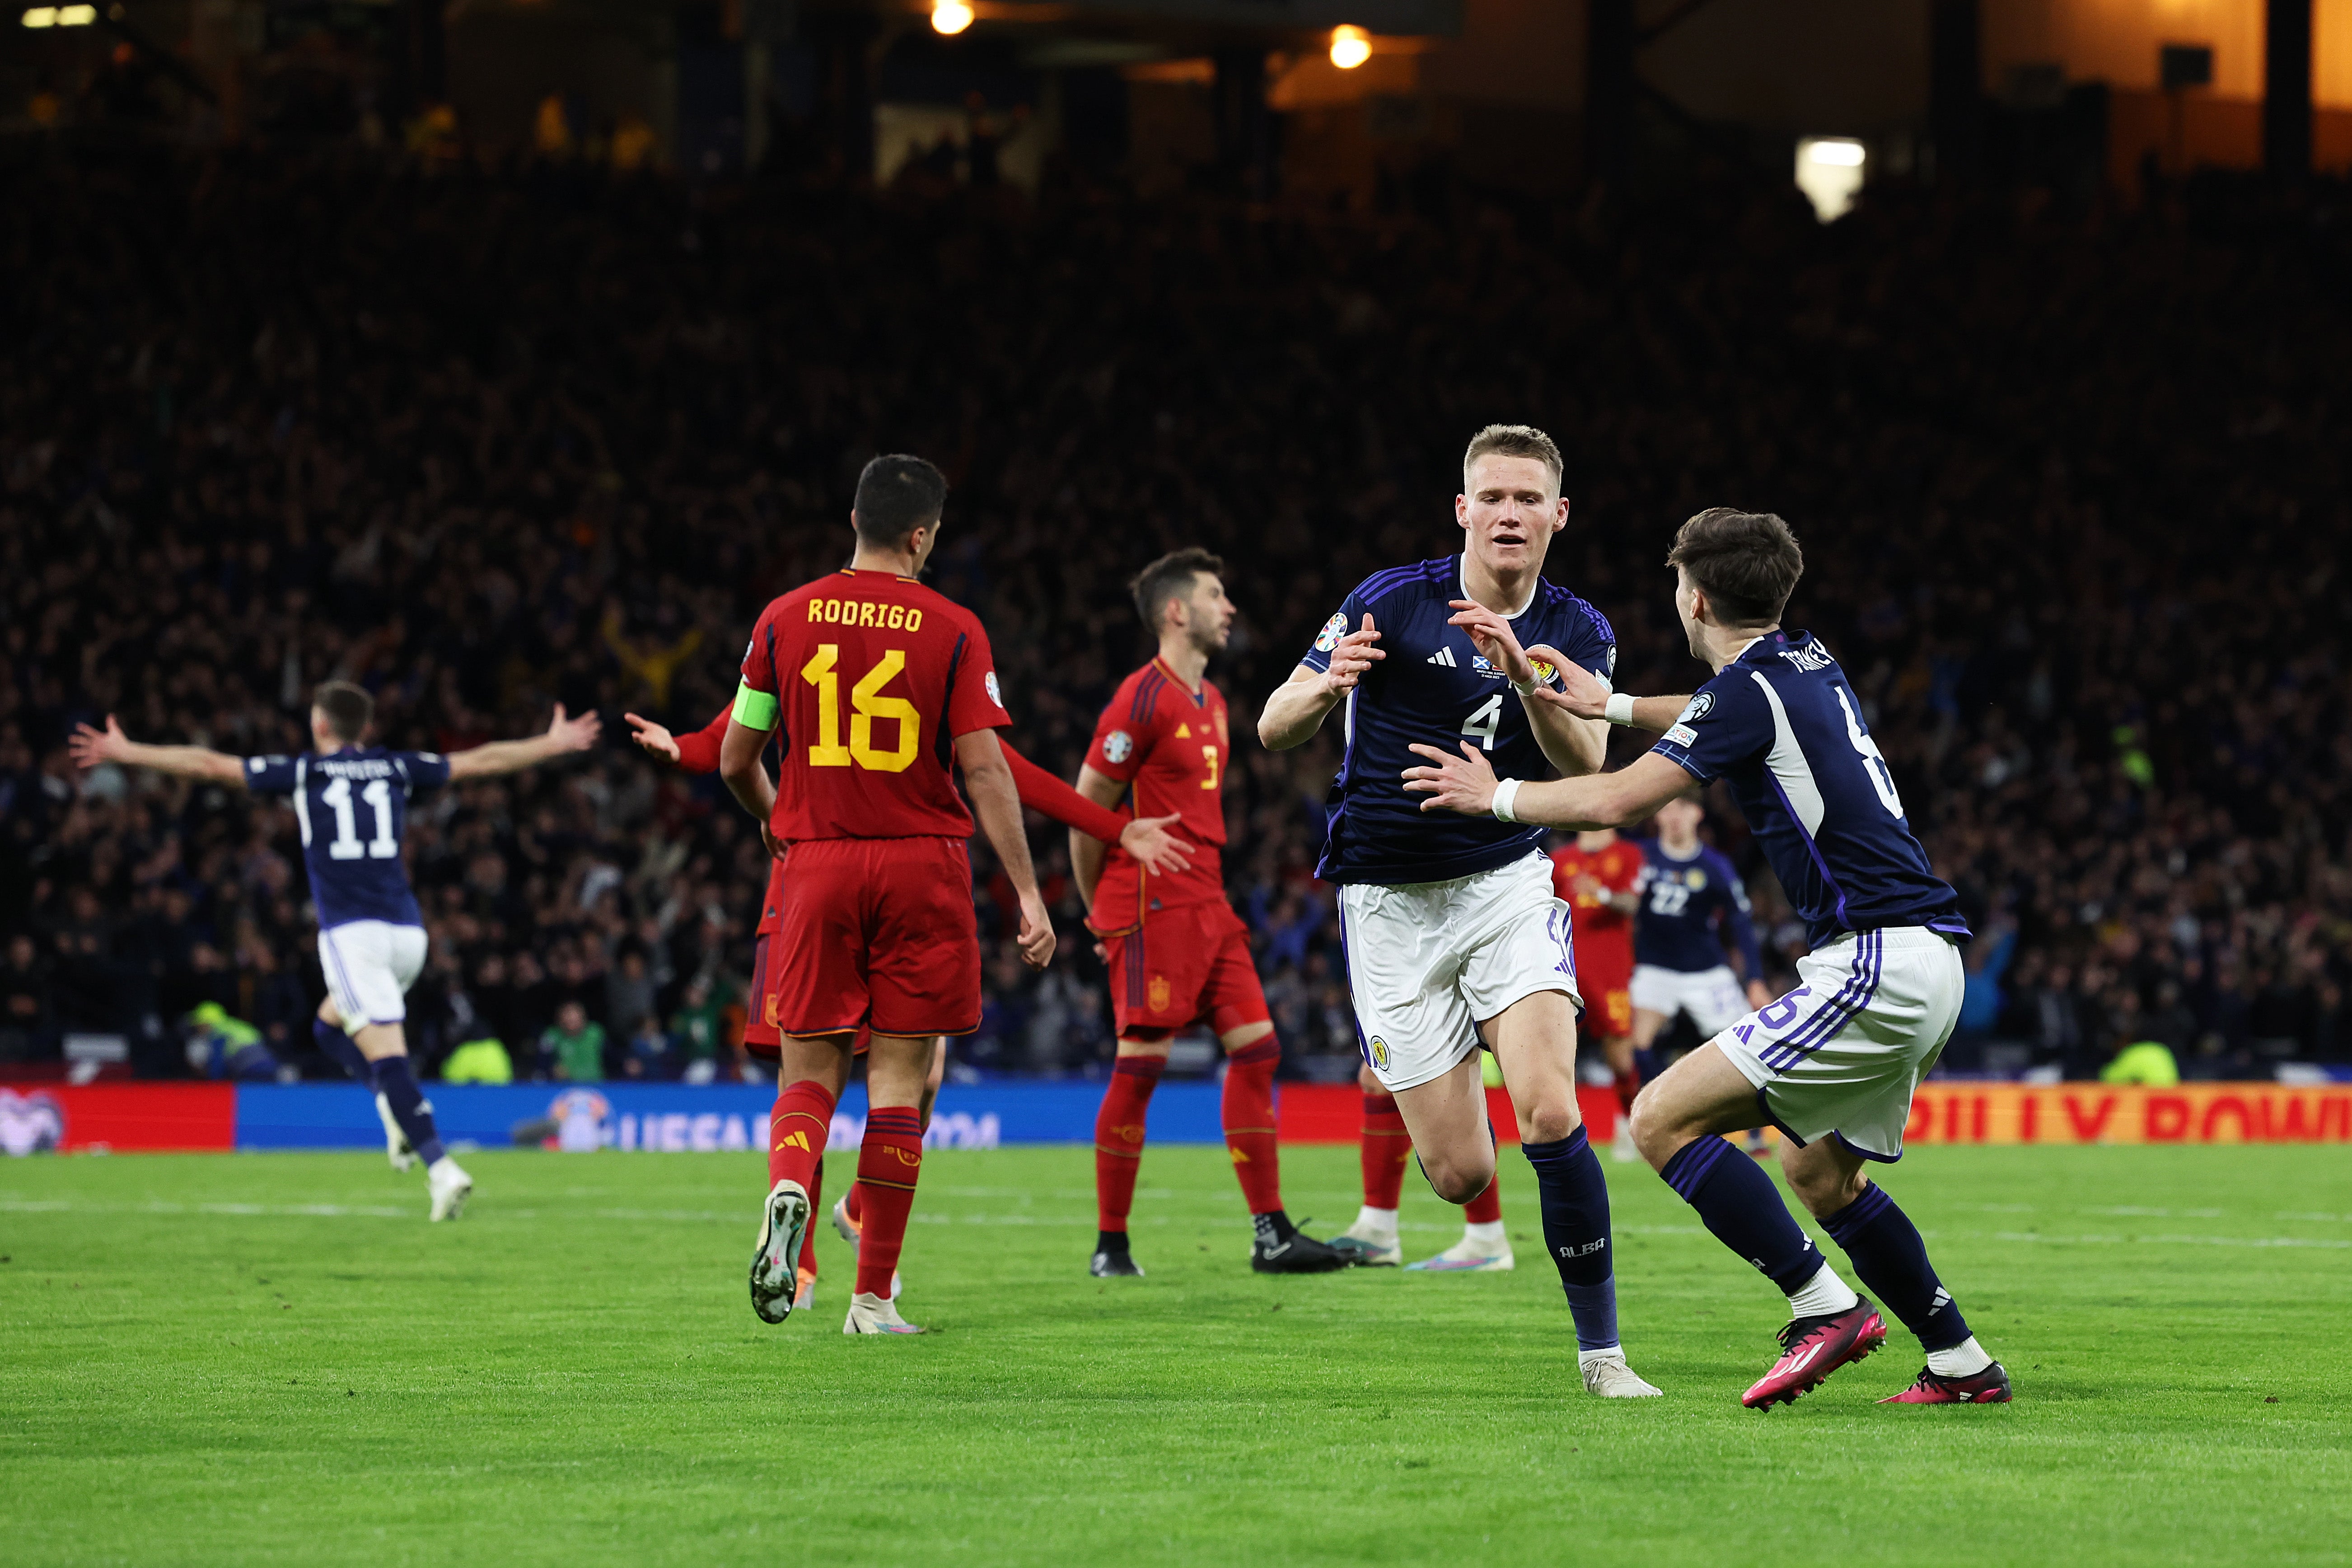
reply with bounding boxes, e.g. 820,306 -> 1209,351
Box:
1657,796 -> 1703,843
1455,454 -> 1567,575
1174,573 -> 1234,654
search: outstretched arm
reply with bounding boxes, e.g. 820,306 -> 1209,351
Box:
626,704 -> 731,772
68,716 -> 246,787
1533,652 -> 1691,735
446,705 -> 602,781
1403,745 -> 1696,833
1004,743 -> 1193,883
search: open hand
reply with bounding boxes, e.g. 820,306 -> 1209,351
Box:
1321,613 -> 1384,696
622,711 -> 679,763
547,703 -> 603,753
67,715 -> 131,769
1402,740 -> 1500,816
1120,813 -> 1197,877
1531,644 -> 1609,718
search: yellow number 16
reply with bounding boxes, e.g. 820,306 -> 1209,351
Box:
800,644 -> 920,772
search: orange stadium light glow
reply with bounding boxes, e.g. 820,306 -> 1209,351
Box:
1329,25 -> 1371,70
931,0 -> 973,36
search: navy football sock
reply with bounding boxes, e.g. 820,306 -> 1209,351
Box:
1820,1184 -> 1972,1351
312,1019 -> 373,1084
1521,1128 -> 1619,1352
372,1055 -> 448,1167
1658,1135 -> 1826,1295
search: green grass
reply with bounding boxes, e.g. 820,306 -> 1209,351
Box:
3,1142 -> 2348,1567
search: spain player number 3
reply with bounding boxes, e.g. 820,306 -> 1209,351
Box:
800,643 -> 920,773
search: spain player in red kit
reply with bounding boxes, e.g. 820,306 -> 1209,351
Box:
1551,827 -> 1645,1160
720,454 -> 1056,1334
627,673 -> 1192,1311
1074,549 -> 1351,1276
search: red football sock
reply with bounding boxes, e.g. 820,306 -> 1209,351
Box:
853,1105 -> 924,1298
844,1182 -> 864,1227
1464,1170 -> 1503,1226
1222,1037 -> 1284,1214
798,1158 -> 823,1277
767,1081 -> 834,1195
1094,1054 -> 1164,1232
1613,1063 -> 1641,1115
1361,1090 -> 1411,1209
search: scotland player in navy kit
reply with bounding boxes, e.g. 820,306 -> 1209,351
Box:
1260,424 -> 1658,1399
1405,507 -> 2011,1407
1629,796 -> 1770,1055
70,681 -> 599,1221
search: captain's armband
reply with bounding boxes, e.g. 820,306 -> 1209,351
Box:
731,681 -> 779,730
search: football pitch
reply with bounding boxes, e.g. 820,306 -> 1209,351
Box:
4,1142 -> 2347,1567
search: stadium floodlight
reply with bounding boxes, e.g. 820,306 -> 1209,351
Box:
1329,24 -> 1371,70
21,6 -> 58,24
1795,137 -> 1866,222
56,1 -> 94,19
931,0 -> 973,35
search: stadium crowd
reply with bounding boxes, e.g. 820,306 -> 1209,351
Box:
2,146 -> 2347,1083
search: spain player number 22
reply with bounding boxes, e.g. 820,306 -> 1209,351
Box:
800,643 -> 920,773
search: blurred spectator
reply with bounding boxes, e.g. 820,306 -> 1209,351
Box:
621,1012 -> 671,1080
541,1000 -> 606,1084
0,933 -> 56,1062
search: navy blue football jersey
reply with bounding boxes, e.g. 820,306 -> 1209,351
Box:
1301,555 -> 1616,885
246,747 -> 452,930
1633,840 -> 1763,976
1650,631 -> 1967,947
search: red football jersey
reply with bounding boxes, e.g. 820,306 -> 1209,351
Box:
1551,835 -> 1642,983
738,569 -> 1007,843
1084,659 -> 1231,936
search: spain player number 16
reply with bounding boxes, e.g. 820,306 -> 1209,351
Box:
800,643 -> 921,772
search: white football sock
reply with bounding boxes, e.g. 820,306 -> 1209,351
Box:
1785,1260 -> 1861,1318
1352,1205 -> 1398,1236
1464,1220 -> 1507,1247
1926,1337 -> 1993,1378
1576,1345 -> 1626,1368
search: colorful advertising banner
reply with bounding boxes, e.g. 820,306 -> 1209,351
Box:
0,1080 -> 2344,1156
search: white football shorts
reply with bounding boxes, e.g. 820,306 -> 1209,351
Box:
1712,927 -> 1963,1161
318,920 -> 429,1029
1630,962 -> 1749,1035
1338,852 -> 1580,1093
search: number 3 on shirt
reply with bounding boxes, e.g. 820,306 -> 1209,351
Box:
800,644 -> 920,772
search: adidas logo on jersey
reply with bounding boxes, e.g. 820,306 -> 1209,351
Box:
1426,648 -> 1459,667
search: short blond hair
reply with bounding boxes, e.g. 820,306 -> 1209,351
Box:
1462,424 -> 1564,494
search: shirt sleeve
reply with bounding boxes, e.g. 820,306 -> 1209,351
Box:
944,615 -> 1010,738
1297,587 -> 1370,674
243,755 -> 298,795
1650,675 -> 1771,784
1550,598 -> 1618,685
1085,682 -> 1152,785
393,752 -> 454,794
1003,738 -> 1130,843
671,705 -> 733,775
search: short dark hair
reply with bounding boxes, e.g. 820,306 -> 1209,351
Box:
1665,508 -> 1803,627
852,454 -> 948,547
1130,547 -> 1225,630
312,680 -> 374,743
1463,424 -> 1564,493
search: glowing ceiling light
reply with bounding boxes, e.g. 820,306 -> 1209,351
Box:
931,0 -> 973,35
1795,137 -> 1867,222
1329,25 -> 1371,70
22,5 -> 59,23
56,2 -> 94,20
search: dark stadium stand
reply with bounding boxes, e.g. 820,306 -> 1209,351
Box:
3,150 -> 2347,1083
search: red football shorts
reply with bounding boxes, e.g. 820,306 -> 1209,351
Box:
1104,900 -> 1269,1037
773,836 -> 980,1038
744,933 -> 781,1060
